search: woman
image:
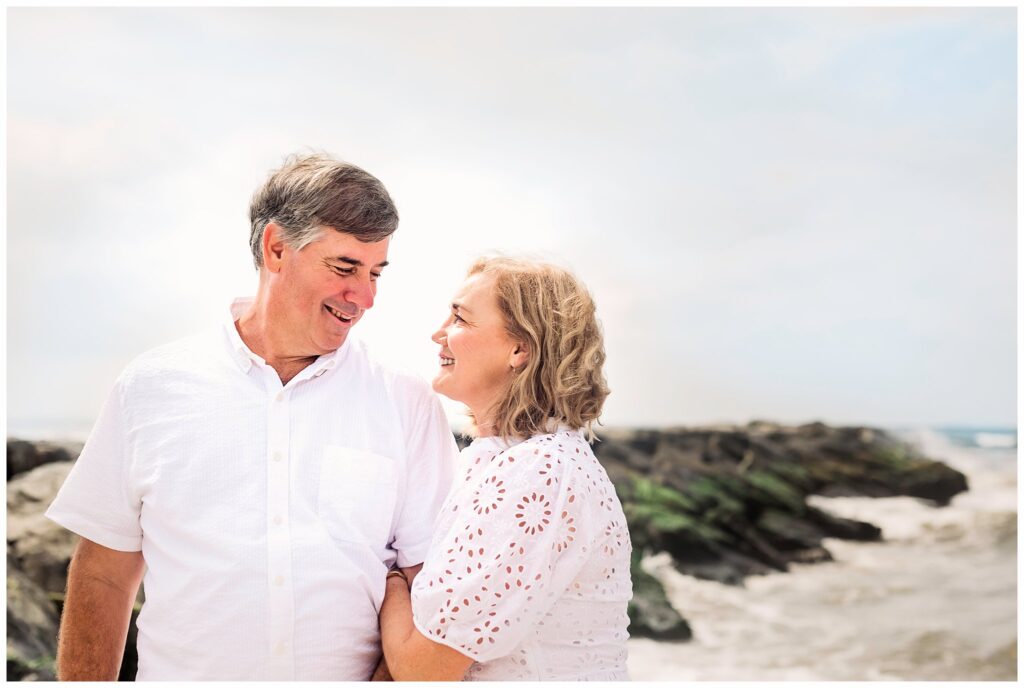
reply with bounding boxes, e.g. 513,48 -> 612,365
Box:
379,256 -> 632,681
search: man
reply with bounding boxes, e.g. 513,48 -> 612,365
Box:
45,153 -> 458,680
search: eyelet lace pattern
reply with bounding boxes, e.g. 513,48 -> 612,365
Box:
411,427 -> 633,680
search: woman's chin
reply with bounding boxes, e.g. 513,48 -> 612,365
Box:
431,374 -> 453,399
433,382 -> 469,411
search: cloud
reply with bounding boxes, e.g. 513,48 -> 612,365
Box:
7,7 -> 1016,432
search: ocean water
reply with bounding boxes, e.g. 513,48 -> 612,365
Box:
6,418 -> 96,443
627,427 -> 1017,680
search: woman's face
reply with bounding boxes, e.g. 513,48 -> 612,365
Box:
431,272 -> 525,425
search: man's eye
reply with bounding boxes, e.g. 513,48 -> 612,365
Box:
371,272 -> 382,281
332,267 -> 355,276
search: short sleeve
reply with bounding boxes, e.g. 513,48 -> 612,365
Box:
389,378 -> 458,567
410,435 -> 596,662
45,374 -> 143,551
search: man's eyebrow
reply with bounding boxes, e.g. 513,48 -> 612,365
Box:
328,256 -> 390,268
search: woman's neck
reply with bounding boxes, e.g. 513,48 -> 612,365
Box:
468,405 -> 499,438
473,418 -> 498,438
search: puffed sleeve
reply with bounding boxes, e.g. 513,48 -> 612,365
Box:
410,434 -> 597,662
45,373 -> 143,551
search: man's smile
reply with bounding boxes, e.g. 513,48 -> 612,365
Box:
325,303 -> 356,323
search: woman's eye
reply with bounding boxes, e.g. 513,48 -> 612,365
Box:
452,314 -> 465,324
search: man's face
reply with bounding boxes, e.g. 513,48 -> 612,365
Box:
271,228 -> 390,356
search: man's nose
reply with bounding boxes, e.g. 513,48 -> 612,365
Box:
344,277 -> 375,310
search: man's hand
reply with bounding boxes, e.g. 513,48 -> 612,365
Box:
57,537 -> 145,680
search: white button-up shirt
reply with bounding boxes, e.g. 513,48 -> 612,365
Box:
46,299 -> 458,680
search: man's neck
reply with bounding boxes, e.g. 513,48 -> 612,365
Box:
235,299 -> 320,386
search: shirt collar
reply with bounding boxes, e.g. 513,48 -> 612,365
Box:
222,297 -> 351,376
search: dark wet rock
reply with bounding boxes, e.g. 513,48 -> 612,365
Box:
6,549 -> 58,681
7,440 -> 81,481
8,462 -> 79,594
594,422 -> 967,591
7,462 -> 75,681
755,508 -> 833,553
804,505 -> 882,541
627,552 -> 691,641
6,452 -> 141,682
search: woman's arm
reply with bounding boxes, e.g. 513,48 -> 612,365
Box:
371,564 -> 426,681
380,574 -> 474,681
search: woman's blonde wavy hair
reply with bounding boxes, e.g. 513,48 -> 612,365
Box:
466,256 -> 610,442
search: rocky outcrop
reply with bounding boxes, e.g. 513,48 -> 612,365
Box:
8,462 -> 79,595
626,550 -> 692,641
7,549 -> 59,681
7,441 -> 82,481
7,461 -> 79,681
590,422 -> 968,637
6,456 -> 141,682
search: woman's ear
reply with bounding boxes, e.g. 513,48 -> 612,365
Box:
509,342 -> 530,370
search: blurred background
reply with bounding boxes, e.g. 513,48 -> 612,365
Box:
6,6 -> 1017,681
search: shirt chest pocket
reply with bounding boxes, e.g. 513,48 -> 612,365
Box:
317,446 -> 398,547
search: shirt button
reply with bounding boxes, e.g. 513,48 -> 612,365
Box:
275,642 -> 286,656
272,451 -> 282,462
274,575 -> 284,586
275,392 -> 285,402
273,515 -> 283,525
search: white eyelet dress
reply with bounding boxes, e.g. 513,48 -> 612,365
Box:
410,426 -> 633,680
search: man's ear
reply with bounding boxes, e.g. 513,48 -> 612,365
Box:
263,222 -> 287,273
510,342 -> 530,370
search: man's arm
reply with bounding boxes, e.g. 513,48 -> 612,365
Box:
57,537 -> 145,681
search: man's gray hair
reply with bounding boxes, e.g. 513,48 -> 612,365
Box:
248,153 -> 399,269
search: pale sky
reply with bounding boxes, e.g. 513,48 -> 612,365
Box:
6,7 -> 1017,438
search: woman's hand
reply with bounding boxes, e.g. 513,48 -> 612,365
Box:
379,567 -> 474,680
398,563 -> 423,587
